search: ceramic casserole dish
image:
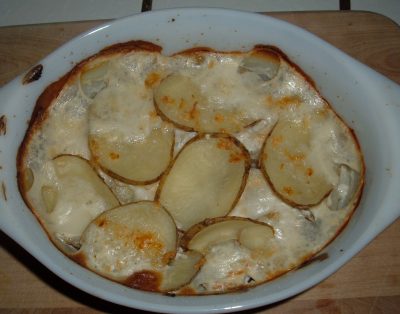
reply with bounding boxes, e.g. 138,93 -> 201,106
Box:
0,8 -> 399,313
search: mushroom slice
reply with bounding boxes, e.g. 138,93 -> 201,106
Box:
154,73 -> 254,133
260,119 -> 332,208
44,155 -> 119,250
182,217 -> 274,254
160,250 -> 204,292
238,49 -> 280,81
327,164 -> 361,211
89,82 -> 174,184
79,60 -> 110,99
76,201 -> 177,283
156,134 -> 250,231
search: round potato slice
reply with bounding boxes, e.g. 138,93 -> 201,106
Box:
260,118 -> 332,207
182,217 -> 274,253
154,74 -> 202,131
156,134 -> 250,231
154,73 -> 255,133
76,201 -> 177,284
43,155 -> 119,249
89,82 -> 174,184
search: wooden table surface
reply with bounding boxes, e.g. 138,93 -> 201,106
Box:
0,11 -> 399,314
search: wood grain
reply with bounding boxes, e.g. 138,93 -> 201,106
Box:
0,11 -> 399,314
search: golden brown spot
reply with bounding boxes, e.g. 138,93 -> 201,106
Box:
109,152 -> 120,160
161,95 -> 175,105
227,269 -> 245,277
125,270 -> 161,292
316,106 -> 330,118
72,251 -> 87,267
193,54 -> 205,65
214,113 -> 224,123
208,60 -> 215,69
212,283 -> 224,290
217,138 -> 233,150
265,211 -> 279,220
145,72 -> 160,88
229,152 -> 245,163
306,167 -> 314,176
185,102 -> 199,120
133,231 -> 164,251
274,95 -> 302,108
96,217 -> 108,227
279,163 -> 285,170
109,222 -> 130,243
271,135 -> 283,147
150,110 -> 158,118
89,138 -> 99,151
284,149 -> 305,162
283,186 -> 294,195
162,251 -> 176,265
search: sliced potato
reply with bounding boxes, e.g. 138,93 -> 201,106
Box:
154,73 -> 202,131
89,82 -> 174,184
260,119 -> 332,207
90,127 -> 174,184
182,217 -> 273,253
77,201 -> 177,281
154,73 -> 254,133
238,49 -> 281,81
44,155 -> 119,243
156,134 -> 250,231
160,250 -> 204,292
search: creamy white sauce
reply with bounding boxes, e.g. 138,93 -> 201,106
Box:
235,119 -> 276,161
21,47 -> 363,294
98,168 -> 158,204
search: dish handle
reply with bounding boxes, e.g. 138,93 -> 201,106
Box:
374,78 -> 400,232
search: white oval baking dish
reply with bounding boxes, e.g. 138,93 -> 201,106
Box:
0,8 -> 399,314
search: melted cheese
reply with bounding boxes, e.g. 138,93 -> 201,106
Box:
20,45 -> 364,295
